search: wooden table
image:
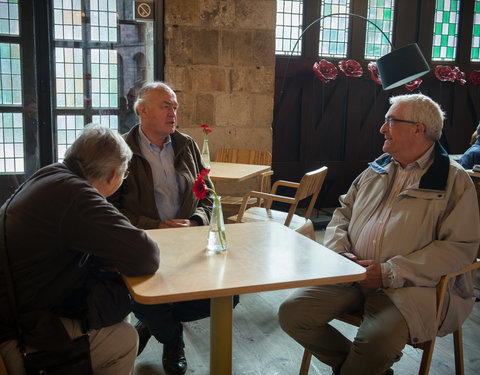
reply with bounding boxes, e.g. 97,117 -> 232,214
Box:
209,161 -> 270,182
123,222 -> 366,374
466,169 -> 480,178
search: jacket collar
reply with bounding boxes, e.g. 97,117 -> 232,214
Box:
125,125 -> 189,158
369,141 -> 450,190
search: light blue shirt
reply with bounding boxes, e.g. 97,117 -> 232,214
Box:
138,126 -> 181,221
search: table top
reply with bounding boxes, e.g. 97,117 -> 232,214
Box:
466,169 -> 480,178
123,222 -> 366,305
209,161 -> 270,182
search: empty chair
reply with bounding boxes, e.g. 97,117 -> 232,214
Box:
229,166 -> 328,240
298,259 -> 480,375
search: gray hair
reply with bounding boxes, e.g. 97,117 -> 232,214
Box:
64,124 -> 132,181
134,81 -> 176,115
389,94 -> 445,141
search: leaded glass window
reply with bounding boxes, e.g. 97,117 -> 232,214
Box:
319,0 -> 351,58
276,0 -> 303,55
53,0 -> 83,41
364,0 -> 394,60
55,47 -> 84,108
92,114 -> 118,130
91,49 -> 118,108
0,43 -> 21,105
56,115 -> 84,161
432,0 -> 460,61
90,0 -> 118,43
0,112 -> 23,172
0,0 -> 19,36
471,0 -> 480,62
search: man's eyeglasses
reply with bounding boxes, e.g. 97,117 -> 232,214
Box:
384,117 -> 417,128
123,170 -> 130,180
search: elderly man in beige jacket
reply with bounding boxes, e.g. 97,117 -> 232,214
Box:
279,93 -> 480,375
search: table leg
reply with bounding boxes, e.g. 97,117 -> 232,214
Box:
210,295 -> 233,375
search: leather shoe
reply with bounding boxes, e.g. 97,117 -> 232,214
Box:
162,341 -> 187,375
135,321 -> 151,356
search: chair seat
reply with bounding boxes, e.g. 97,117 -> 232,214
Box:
229,207 -> 315,239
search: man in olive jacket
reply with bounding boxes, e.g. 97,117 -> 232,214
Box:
108,82 -> 214,375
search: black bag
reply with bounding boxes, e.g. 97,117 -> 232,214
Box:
22,335 -> 92,375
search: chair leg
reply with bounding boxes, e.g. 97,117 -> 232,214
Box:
299,349 -> 312,375
417,339 -> 435,375
453,329 -> 465,375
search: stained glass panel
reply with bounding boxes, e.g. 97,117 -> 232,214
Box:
55,47 -> 84,108
90,0 -> 118,43
53,0 -> 83,41
91,49 -> 118,108
0,112 -> 23,173
275,0 -> 303,56
56,115 -> 84,161
471,0 -> 480,61
0,43 -> 22,105
432,0 -> 460,61
319,0 -> 351,58
0,0 -> 19,36
364,0 -> 394,60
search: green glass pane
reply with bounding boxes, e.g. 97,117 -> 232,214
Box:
474,25 -> 480,36
437,0 -> 444,11
442,11 -> 450,23
0,44 -> 10,58
447,47 -> 454,58
448,23 -> 456,35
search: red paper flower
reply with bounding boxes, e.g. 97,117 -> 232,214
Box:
452,67 -> 466,85
435,65 -> 456,82
193,172 -> 208,200
471,70 -> 480,85
313,59 -> 338,83
405,79 -> 422,91
367,62 -> 382,85
338,59 -> 363,78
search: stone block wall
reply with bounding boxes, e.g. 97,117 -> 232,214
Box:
163,0 -> 276,158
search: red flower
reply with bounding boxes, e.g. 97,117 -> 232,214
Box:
405,79 -> 422,91
313,59 -> 338,83
200,124 -> 212,134
452,67 -> 466,85
201,168 -> 210,178
338,59 -> 363,78
367,62 -> 382,85
435,65 -> 455,82
193,173 -> 208,200
471,70 -> 480,85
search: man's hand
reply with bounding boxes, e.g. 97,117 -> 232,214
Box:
357,260 -> 383,289
158,219 -> 198,228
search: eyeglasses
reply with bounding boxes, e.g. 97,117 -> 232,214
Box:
384,117 -> 417,128
123,170 -> 130,180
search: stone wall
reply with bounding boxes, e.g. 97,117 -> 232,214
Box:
163,0 -> 276,158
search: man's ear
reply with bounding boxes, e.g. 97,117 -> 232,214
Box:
107,169 -> 118,184
415,123 -> 425,134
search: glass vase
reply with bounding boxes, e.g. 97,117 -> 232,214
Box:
201,137 -> 211,168
207,196 -> 227,252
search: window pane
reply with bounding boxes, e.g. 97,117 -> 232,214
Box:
53,0 -> 83,41
0,43 -> 22,105
364,0 -> 394,60
92,114 -> 118,130
275,0 -> 303,56
91,49 -> 118,108
431,0 -> 460,61
56,114 -> 84,161
319,0 -> 351,58
0,112 -> 23,173
55,47 -> 84,108
0,0 -> 19,36
471,0 -> 480,62
90,0 -> 118,43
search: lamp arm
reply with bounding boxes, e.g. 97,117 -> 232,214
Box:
279,12 -> 393,98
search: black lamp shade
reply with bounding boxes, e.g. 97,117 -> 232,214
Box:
376,43 -> 430,90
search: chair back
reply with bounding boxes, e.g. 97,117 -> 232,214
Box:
266,166 -> 328,226
214,148 -> 271,165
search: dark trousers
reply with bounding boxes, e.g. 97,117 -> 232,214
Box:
133,295 -> 240,347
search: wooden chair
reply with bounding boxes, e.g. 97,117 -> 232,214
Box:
228,166 -> 328,240
298,259 -> 480,375
213,148 -> 273,210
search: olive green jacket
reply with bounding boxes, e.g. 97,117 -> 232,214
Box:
109,125 -> 213,229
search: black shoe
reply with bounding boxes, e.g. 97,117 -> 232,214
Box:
135,321 -> 151,356
162,341 -> 187,375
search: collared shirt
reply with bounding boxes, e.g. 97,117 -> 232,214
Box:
138,126 -> 181,221
354,144 -> 435,260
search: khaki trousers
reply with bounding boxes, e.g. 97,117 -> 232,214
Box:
0,318 -> 138,375
278,284 -> 409,375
